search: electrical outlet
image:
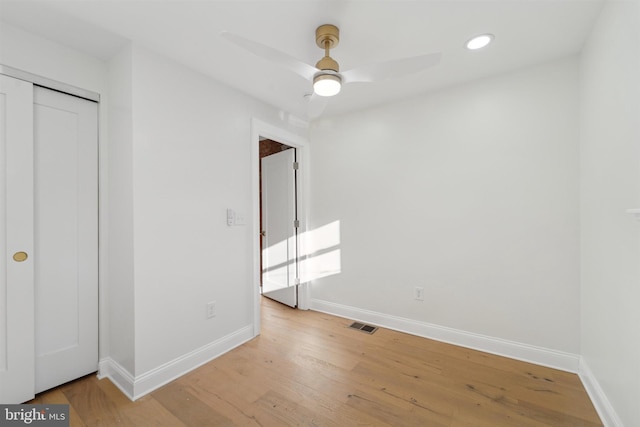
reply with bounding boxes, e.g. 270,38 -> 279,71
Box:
206,301 -> 216,318
415,287 -> 424,301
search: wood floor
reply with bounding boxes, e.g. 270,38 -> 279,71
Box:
30,297 -> 602,426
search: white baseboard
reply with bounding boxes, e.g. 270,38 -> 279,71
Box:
579,358 -> 623,427
97,357 -> 135,398
310,298 -> 580,373
98,325 -> 255,401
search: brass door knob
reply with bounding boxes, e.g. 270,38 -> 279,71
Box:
13,252 -> 28,262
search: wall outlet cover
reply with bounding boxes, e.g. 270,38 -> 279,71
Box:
206,301 -> 216,318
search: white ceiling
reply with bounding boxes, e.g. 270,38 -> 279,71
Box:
0,0 -> 603,119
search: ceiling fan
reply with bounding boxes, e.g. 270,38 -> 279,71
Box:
221,24 -> 441,116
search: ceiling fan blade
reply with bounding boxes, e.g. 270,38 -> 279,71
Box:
307,93 -> 329,119
221,31 -> 319,81
340,52 -> 442,84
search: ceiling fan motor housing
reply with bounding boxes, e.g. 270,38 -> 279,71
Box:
315,24 -> 340,72
316,56 -> 339,72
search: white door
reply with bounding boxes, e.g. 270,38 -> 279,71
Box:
33,86 -> 98,394
261,148 -> 298,307
0,74 -> 36,404
0,76 -> 98,403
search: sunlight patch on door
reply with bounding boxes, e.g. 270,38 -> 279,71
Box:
262,238 -> 289,270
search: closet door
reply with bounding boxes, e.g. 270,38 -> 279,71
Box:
34,86 -> 98,394
0,75 -> 36,403
0,76 -> 98,403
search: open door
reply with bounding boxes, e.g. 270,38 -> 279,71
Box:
261,146 -> 298,307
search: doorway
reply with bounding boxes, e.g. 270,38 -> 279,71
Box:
259,139 -> 298,307
250,119 -> 309,335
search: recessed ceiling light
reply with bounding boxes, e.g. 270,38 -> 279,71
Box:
466,34 -> 494,50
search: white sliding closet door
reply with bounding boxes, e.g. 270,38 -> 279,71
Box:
34,86 -> 98,394
0,74 -> 36,404
0,75 -> 98,403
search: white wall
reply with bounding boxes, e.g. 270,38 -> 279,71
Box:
127,46 -> 307,378
309,58 -> 580,356
0,24 -> 106,94
107,44 -> 135,375
580,0 -> 640,425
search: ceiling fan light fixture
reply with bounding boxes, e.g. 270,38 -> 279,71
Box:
313,73 -> 342,97
466,34 -> 494,50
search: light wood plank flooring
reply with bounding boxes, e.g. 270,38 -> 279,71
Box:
30,297 -> 602,426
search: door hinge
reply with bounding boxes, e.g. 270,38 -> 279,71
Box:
294,219 -> 300,228
293,161 -> 299,170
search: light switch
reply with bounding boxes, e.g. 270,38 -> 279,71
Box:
235,212 -> 245,225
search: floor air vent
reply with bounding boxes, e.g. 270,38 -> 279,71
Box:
349,322 -> 378,334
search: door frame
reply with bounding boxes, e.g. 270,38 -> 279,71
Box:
250,118 -> 310,335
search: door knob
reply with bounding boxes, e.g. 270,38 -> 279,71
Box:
13,252 -> 28,262
260,231 -> 266,237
